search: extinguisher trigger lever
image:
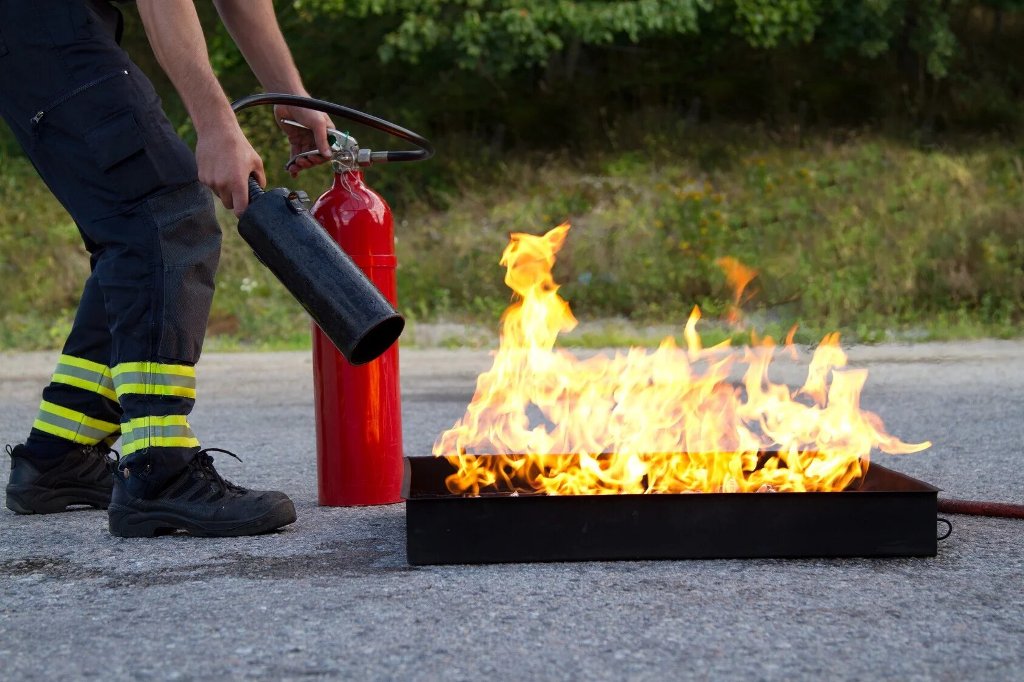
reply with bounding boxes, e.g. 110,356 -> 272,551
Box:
281,119 -> 365,172
284,149 -> 328,172
274,112 -> 427,170
280,119 -> 356,151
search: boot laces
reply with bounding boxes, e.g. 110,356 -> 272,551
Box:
192,448 -> 247,494
78,444 -> 118,473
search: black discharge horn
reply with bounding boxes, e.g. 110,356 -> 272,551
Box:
237,179 -> 404,365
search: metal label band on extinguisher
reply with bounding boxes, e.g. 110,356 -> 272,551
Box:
349,254 -> 398,269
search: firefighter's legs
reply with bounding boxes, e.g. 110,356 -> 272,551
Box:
0,0 -> 218,477
22,184 -> 222,478
5,181 -> 223,515
97,182 -> 221,482
1,0 -> 296,533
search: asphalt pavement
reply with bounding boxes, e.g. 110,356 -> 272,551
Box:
1,341 -> 1022,681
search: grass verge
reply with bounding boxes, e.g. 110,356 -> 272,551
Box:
2,122 -> 1022,351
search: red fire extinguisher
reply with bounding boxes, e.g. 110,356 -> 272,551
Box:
231,94 -> 434,507
311,166 -> 402,506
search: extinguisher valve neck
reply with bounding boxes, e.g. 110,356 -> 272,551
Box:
331,153 -> 357,173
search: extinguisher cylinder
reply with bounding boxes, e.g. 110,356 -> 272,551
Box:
238,183 -> 405,365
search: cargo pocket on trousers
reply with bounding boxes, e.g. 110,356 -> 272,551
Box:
85,109 -> 163,202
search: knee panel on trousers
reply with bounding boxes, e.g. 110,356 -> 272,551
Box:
151,183 -> 221,365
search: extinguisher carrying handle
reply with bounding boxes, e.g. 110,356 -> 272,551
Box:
230,92 -> 434,163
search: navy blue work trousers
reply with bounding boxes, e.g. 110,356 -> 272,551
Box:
0,0 -> 221,470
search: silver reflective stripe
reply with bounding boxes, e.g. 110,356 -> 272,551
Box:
112,362 -> 197,400
122,423 -> 194,441
113,371 -> 195,390
52,361 -> 116,398
121,416 -> 199,455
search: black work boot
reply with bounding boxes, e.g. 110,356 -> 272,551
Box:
107,448 -> 297,537
5,443 -> 114,514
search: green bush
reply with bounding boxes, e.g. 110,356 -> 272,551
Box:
391,126 -> 1024,339
4,121 -> 1022,349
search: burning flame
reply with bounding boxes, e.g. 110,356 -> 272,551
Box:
433,224 -> 931,496
716,256 -> 757,325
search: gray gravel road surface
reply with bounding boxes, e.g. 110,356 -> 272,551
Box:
1,342 -> 1022,680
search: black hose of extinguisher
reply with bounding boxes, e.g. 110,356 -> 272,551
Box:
230,92 -> 434,162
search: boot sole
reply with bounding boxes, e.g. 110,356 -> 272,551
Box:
107,499 -> 297,538
6,484 -> 111,515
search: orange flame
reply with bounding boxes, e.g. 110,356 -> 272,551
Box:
433,224 -> 931,496
716,256 -> 758,325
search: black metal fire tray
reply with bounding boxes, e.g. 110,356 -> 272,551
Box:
403,455 -> 939,565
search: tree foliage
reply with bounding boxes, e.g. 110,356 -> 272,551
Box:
275,1 -> 1024,139
299,0 -> 710,73
291,0 -> 1007,80
9,0 -> 1018,159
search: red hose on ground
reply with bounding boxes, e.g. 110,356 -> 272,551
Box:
938,498 -> 1024,519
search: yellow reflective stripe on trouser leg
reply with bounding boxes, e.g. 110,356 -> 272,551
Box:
111,362 -> 197,400
32,400 -> 121,445
50,354 -> 117,402
121,415 -> 199,455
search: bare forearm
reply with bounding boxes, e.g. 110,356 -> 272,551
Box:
210,0 -> 333,175
136,0 -> 237,136
212,0 -> 307,94
136,0 -> 265,215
